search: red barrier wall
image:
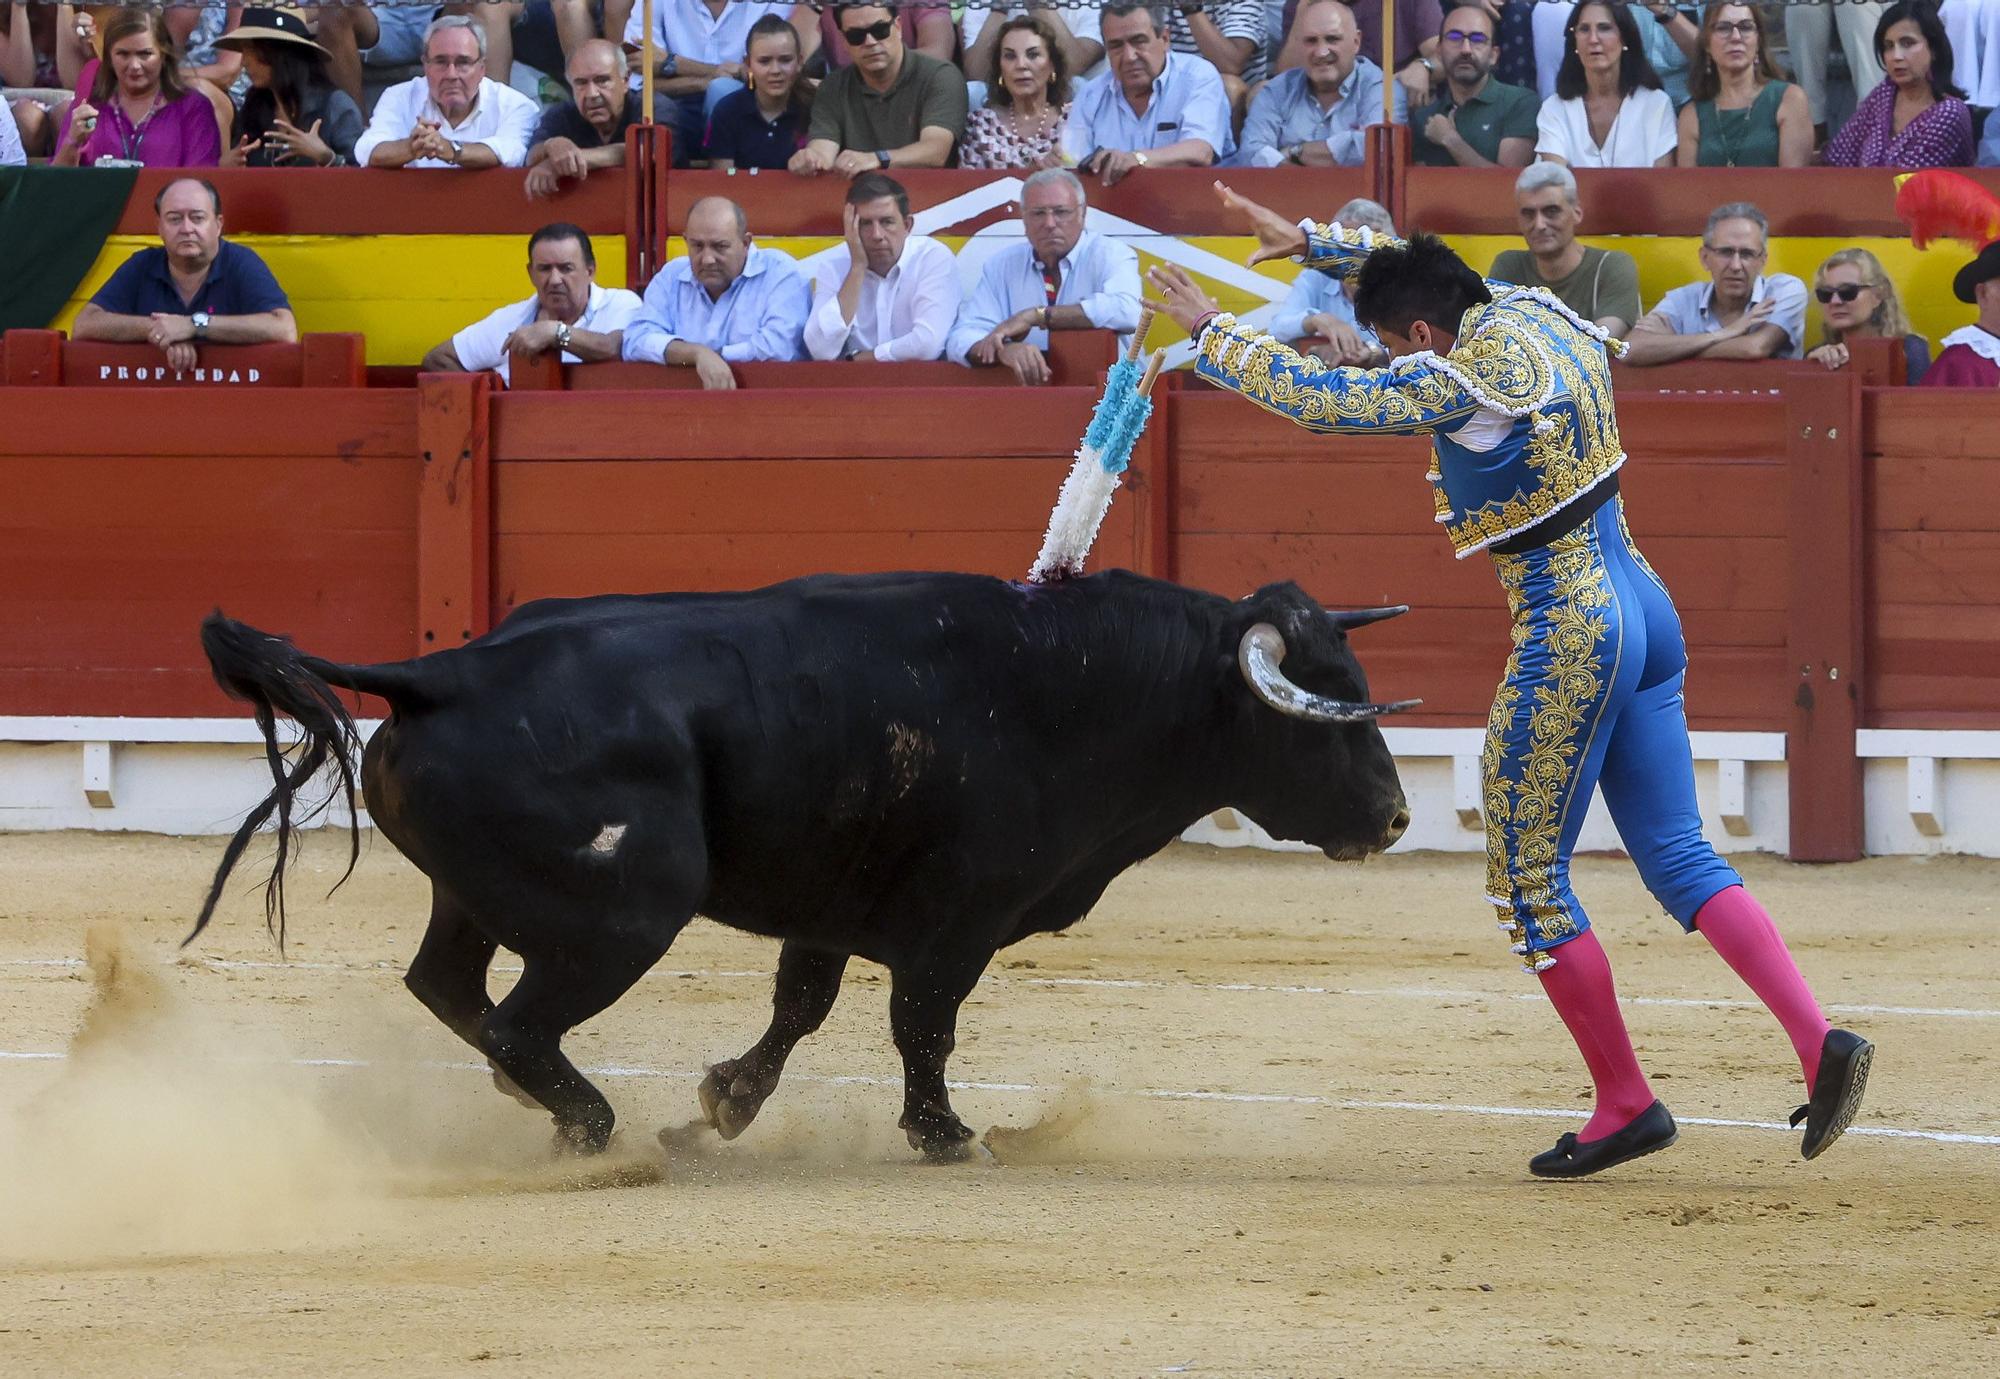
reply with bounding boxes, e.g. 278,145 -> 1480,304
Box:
1865,389 -> 2000,728
0,390 -> 420,715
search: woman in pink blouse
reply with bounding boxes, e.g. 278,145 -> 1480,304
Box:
53,9 -> 220,168
1823,0 -> 1971,168
958,14 -> 1071,172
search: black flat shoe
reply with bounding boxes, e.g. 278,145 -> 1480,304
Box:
1792,1028 -> 1873,1161
1530,1100 -> 1678,1179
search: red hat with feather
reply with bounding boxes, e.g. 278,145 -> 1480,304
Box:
1895,170 -> 2000,303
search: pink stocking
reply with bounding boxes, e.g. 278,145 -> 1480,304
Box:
1694,885 -> 1832,1093
1537,930 -> 1656,1142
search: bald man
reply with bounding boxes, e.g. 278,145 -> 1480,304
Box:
525,39 -> 643,199
621,196 -> 811,387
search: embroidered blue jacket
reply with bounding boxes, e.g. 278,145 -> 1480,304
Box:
1194,223 -> 1627,558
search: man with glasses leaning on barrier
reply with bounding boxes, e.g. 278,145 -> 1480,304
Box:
1620,201 -> 1805,366
353,13 -> 539,169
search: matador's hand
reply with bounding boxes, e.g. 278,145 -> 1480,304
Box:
1144,264 -> 1218,334
1214,180 -> 1307,266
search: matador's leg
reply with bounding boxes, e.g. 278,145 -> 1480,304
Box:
1485,520 -> 1674,1176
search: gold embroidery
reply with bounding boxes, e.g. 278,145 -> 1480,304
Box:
1485,534 -> 1616,965
1438,298 -> 1626,558
1196,317 -> 1481,435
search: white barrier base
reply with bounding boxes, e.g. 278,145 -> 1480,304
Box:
3,719 -> 1999,857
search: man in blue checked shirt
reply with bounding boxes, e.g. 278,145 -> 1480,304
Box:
947,168 -> 1144,385
1235,0 -> 1404,168
621,196 -> 811,389
1061,2 -> 1234,185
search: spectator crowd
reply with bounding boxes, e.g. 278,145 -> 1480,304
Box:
7,1 -> 2000,386
13,0 -> 2000,175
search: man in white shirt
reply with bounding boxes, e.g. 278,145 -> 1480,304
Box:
422,223 -> 644,386
1623,202 -> 1806,366
353,16 -> 541,169
947,169 -> 1142,385
1062,2 -> 1235,186
804,174 -> 962,363
622,196 -> 811,388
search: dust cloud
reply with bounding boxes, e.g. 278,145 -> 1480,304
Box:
0,924 -> 662,1264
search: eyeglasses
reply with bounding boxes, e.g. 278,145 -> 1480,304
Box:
1711,20 -> 1758,38
425,55 -> 482,72
1815,284 -> 1866,303
842,19 -> 896,45
1703,245 -> 1765,261
1441,29 -> 1492,46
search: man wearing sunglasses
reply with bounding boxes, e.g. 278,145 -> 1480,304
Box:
793,3 -> 968,176
1409,4 -> 1535,168
1623,201 -> 1805,366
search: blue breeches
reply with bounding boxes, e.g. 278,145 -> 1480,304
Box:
1482,496 -> 1742,971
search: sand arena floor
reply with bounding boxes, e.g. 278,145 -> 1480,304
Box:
0,831 -> 1996,1378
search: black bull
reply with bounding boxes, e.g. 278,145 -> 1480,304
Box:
193,571 -> 1415,1159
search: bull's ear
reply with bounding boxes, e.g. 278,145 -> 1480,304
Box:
1327,605 -> 1409,632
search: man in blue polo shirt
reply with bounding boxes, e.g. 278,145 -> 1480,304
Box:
73,178 -> 295,374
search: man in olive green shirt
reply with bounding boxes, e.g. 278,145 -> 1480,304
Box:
1488,161 -> 1643,339
1410,5 -> 1537,168
792,2 -> 968,175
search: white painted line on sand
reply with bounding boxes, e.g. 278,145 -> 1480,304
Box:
5,955 -> 1994,1023
0,1047 -> 1993,1148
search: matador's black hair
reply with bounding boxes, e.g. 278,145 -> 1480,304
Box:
1352,234 -> 1492,343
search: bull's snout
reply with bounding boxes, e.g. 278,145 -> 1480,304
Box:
1382,800 -> 1411,850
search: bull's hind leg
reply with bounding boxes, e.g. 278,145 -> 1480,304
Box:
889,953 -> 991,1162
700,941 -> 849,1139
478,931 -> 673,1154
402,893 -> 532,1103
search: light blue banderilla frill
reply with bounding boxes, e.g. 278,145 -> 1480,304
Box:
1029,314 -> 1168,583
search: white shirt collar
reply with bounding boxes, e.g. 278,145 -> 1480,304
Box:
1698,274 -> 1768,317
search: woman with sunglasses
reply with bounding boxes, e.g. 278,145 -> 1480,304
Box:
1534,1 -> 1676,168
52,9 -> 220,168
1676,2 -> 1808,167
1826,1 -> 1971,168
1806,249 -> 1929,383
959,14 -> 1070,171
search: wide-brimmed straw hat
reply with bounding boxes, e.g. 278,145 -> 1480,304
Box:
216,7 -> 330,59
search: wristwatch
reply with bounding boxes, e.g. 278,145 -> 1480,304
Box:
448,139 -> 464,164
554,320 -> 573,353
191,310 -> 211,340
1134,152 -> 1149,167
1283,142 -> 1303,164
875,149 -> 891,168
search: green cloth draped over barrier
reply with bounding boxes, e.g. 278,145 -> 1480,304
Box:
0,166 -> 139,332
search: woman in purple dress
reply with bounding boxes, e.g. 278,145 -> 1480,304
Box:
1823,1 -> 1971,168
52,9 -> 221,168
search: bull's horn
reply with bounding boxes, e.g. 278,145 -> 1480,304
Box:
1328,605 -> 1409,631
1238,623 -> 1423,724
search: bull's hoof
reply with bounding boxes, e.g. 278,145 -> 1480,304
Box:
552,1117 -> 614,1157
697,1062 -> 770,1141
902,1111 -> 978,1163
490,1062 -> 540,1108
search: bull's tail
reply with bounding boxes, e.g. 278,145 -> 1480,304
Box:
190,612 -> 430,951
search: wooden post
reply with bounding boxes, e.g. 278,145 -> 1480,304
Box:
1382,0 -> 1397,126
640,0 -> 656,127
1128,373 -> 1178,581
1784,370 -> 1865,860
415,371 -> 492,654
2,329 -> 63,385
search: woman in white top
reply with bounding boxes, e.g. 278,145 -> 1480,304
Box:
1536,0 -> 1678,168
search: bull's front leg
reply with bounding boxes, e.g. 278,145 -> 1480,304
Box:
889,954 -> 990,1163
700,941 -> 849,1139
